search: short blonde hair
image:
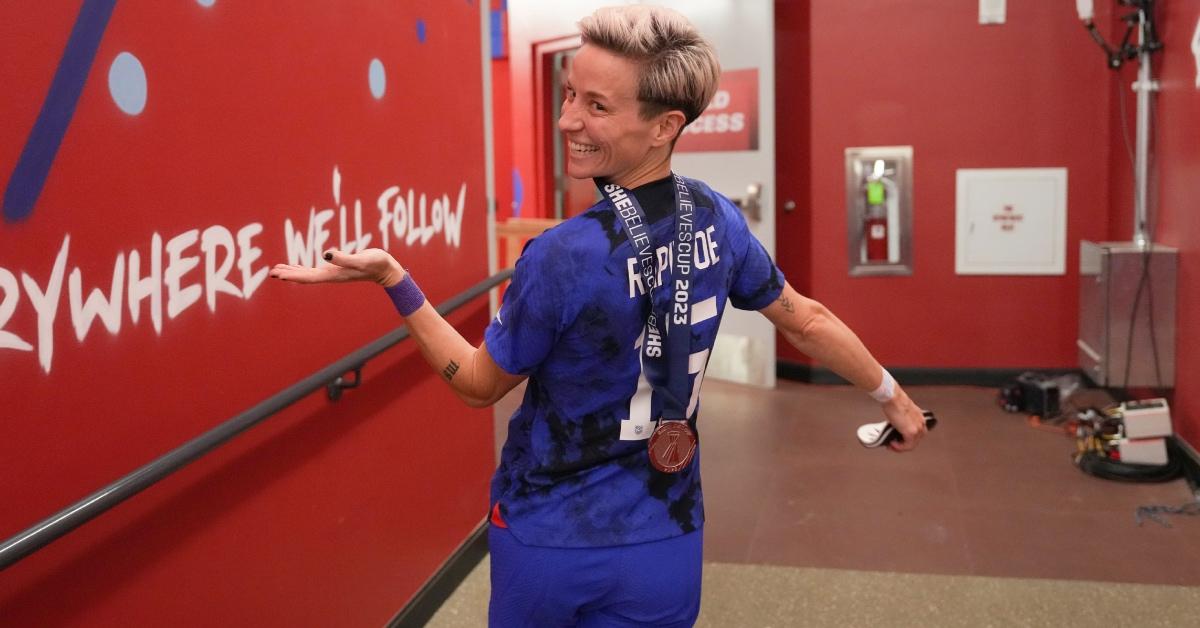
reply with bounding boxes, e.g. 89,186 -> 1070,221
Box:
578,5 -> 720,126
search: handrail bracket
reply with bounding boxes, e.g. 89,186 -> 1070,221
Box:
326,366 -> 363,401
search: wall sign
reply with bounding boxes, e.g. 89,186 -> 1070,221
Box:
675,68 -> 758,153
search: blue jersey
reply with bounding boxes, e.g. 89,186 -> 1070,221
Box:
484,175 -> 784,548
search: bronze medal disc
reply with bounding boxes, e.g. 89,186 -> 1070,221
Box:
648,420 -> 697,473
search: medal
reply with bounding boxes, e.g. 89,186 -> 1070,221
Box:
603,174 -> 698,474
648,420 -> 697,473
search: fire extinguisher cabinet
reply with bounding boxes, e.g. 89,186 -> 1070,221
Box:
845,146 -> 913,276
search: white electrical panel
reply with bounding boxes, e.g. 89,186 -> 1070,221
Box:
955,168 -> 1067,275
979,0 -> 1006,25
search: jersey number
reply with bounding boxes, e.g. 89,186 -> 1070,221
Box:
619,296 -> 717,441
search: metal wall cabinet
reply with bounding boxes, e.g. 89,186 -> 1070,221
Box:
1078,241 -> 1177,388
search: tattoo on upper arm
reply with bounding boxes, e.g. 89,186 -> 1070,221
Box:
779,295 -> 795,314
442,360 -> 460,381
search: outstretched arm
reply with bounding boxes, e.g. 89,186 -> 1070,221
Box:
270,249 -> 525,408
759,281 -> 927,451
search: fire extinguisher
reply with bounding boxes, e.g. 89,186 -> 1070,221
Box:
865,180 -> 888,262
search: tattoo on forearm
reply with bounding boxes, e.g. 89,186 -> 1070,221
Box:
779,295 -> 795,314
442,360 -> 460,381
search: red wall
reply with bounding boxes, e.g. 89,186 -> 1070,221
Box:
776,0 -> 1115,369
1104,1 -> 1200,447
1,1 -> 494,624
774,0 -> 1198,448
774,0 -> 812,299
494,56 -> 515,220
492,1 -> 516,221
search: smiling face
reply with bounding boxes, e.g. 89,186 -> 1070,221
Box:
557,44 -> 684,189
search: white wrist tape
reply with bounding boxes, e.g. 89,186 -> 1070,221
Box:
870,368 -> 896,403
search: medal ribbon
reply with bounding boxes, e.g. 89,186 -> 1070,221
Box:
601,174 -> 694,421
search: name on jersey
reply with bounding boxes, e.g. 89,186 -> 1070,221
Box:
625,226 -> 720,299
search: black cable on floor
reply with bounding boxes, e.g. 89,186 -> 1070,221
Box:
1076,436 -> 1184,483
1135,502 -> 1200,528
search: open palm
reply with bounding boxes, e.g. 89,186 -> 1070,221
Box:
270,248 -> 406,287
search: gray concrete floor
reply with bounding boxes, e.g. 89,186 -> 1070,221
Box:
428,556 -> 1200,627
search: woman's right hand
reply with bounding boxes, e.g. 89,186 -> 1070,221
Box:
270,248 -> 407,287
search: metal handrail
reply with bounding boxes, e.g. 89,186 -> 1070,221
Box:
0,269 -> 512,571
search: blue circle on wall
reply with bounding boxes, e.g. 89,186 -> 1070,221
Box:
108,52 -> 147,115
369,58 -> 386,99
512,167 -> 524,216
196,0 -> 216,7
416,19 -> 427,43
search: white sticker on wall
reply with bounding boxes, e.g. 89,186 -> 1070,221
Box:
1191,16 -> 1200,89
979,0 -> 1006,25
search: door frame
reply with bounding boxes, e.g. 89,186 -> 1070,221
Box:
531,34 -> 581,220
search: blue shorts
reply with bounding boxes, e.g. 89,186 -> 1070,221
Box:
487,525 -> 703,627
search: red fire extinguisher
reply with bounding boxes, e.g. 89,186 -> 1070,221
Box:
865,213 -> 888,262
864,180 -> 887,262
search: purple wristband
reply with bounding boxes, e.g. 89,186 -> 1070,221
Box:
384,274 -> 426,317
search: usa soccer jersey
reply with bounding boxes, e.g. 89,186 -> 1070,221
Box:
484,174 -> 784,548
